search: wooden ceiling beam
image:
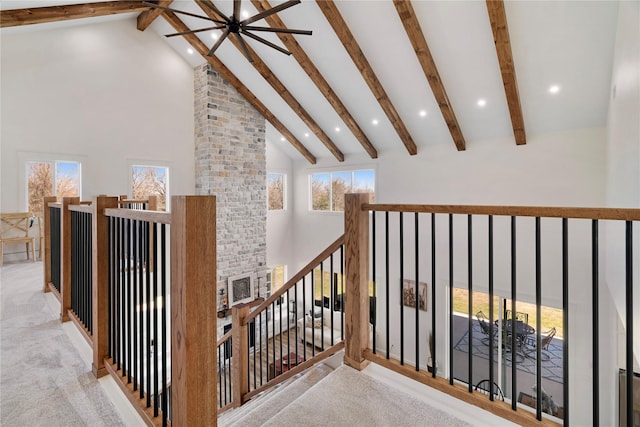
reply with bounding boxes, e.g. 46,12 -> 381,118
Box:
486,0 -> 526,145
196,0 -> 344,162
317,1 -> 417,156
0,1 -> 148,28
137,0 -> 173,31
251,0 -> 378,159
393,0 -> 466,151
161,10 -> 317,164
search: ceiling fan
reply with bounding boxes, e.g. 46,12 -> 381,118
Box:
143,0 -> 312,62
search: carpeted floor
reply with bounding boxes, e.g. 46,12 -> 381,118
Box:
1,261 -> 125,426
453,321 -> 563,383
263,364 -> 472,427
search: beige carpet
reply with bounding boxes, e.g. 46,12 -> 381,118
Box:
264,364 -> 472,427
1,261 -> 124,426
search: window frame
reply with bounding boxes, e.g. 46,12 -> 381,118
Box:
267,172 -> 287,212
128,160 -> 171,212
19,151 -> 85,214
308,168 -> 376,213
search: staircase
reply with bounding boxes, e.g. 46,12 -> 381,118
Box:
218,361 -> 336,426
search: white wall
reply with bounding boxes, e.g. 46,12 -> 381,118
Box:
1,18 -> 195,212
603,1 -> 640,424
266,138 -> 294,276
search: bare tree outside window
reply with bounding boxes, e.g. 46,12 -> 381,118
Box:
27,161 -> 80,217
132,166 -> 168,210
311,173 -> 330,211
268,173 -> 285,210
310,170 -> 375,211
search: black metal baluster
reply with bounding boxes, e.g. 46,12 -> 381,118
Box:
536,217 -> 542,419
330,255 -> 334,346
563,218 -> 569,426
340,244 -> 344,340
272,301 -> 277,369
431,213 -> 436,378
449,214 -> 454,386
160,224 -> 168,425
132,220 -> 138,391
116,217 -> 122,370
259,312 -> 264,386
511,216 -> 517,410
287,288 -> 291,359
217,345 -> 223,408
127,218 -> 133,384
294,284 -> 298,360
625,221 -> 633,427
372,212 -> 376,354
302,276 -> 307,361
468,214 -> 473,392
386,212 -> 390,359
152,223 -> 159,417
320,261 -> 324,350
310,271 -> 315,356
488,215 -> 494,399
145,221 -> 151,407
415,212 -> 419,372
592,221 -> 599,426
400,212 -> 404,365
108,217 -> 113,359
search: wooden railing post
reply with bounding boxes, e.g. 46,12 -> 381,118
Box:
60,196 -> 79,322
344,193 -> 371,370
231,304 -> 250,407
42,196 -> 57,293
92,196 -> 118,378
171,196 -> 217,426
147,195 -> 158,211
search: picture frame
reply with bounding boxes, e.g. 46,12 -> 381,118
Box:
228,273 -> 254,307
402,279 -> 428,311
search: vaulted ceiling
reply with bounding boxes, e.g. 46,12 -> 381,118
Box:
1,0 -> 620,164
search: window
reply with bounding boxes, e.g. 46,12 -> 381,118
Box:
131,165 -> 169,211
310,169 -> 375,212
270,265 -> 286,291
267,173 -> 286,210
27,160 -> 81,217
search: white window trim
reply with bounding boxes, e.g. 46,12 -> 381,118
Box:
267,171 -> 287,212
127,159 -> 171,212
308,166 -> 376,213
18,151 -> 86,211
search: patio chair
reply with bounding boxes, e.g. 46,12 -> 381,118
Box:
476,311 -> 496,345
525,327 -> 557,361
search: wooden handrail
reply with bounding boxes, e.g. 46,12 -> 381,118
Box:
48,202 -> 62,209
216,330 -> 232,347
103,207 -> 171,224
364,203 -> 640,221
243,234 -> 345,325
68,204 -> 93,214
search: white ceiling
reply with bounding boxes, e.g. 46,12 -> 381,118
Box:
1,0 -> 621,162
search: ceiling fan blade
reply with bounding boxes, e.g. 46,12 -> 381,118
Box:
208,28 -> 230,56
242,0 -> 300,25
242,30 -> 291,56
201,0 -> 231,23
165,25 -> 226,38
243,25 -> 312,36
234,33 -> 254,63
233,0 -> 241,20
142,1 -> 224,23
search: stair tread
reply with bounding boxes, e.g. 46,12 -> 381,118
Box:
219,363 -> 334,427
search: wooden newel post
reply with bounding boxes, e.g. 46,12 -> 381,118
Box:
92,196 -> 118,378
231,304 -> 250,407
344,193 -> 371,370
43,196 -> 57,293
171,196 -> 217,426
60,196 -> 80,322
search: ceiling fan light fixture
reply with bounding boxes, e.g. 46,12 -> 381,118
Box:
147,0 -> 311,62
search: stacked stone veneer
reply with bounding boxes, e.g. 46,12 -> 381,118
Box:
194,63 -> 268,326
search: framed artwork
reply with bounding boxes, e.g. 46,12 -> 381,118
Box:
228,273 -> 254,306
402,279 -> 427,311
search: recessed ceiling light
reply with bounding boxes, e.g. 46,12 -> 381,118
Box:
211,32 -> 219,40
549,85 -> 560,94
419,110 -> 427,117
335,127 -> 341,132
304,133 -> 309,137
241,10 -> 250,19
372,119 -> 378,125
280,137 -> 285,142
477,99 -> 487,107
187,48 -> 194,55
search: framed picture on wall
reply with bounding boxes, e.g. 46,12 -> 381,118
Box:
229,273 -> 254,307
402,279 -> 428,311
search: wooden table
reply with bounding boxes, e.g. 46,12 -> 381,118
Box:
268,352 -> 304,380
